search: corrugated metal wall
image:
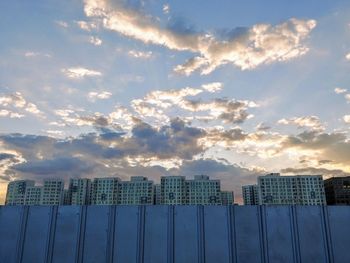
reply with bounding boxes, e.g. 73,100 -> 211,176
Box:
0,205 -> 349,263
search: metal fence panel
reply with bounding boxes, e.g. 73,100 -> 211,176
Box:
143,205 -> 169,263
328,206 -> 350,263
0,206 -> 24,263
265,206 -> 295,263
233,206 -> 263,263
21,206 -> 52,263
52,206 -> 82,263
296,206 -> 328,263
203,206 -> 230,263
113,206 -> 140,263
174,206 -> 199,263
82,206 -> 109,263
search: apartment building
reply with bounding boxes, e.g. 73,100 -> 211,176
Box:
242,185 -> 259,205
118,176 -> 154,205
91,177 -> 120,205
5,180 -> 35,205
186,175 -> 222,205
41,179 -> 64,205
69,178 -> 91,205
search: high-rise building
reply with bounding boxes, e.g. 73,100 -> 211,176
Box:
5,180 -> 35,205
62,189 -> 71,205
41,179 -> 64,205
24,186 -> 42,205
186,175 -> 222,205
69,178 -> 91,205
258,173 -> 326,205
154,184 -> 161,205
118,176 -> 154,205
91,177 -> 120,205
242,185 -> 259,205
324,177 -> 350,205
161,176 -> 186,204
221,191 -> 234,205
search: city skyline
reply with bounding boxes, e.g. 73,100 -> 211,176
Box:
1,0 -> 350,205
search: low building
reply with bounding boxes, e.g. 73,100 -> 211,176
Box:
324,177 -> 350,205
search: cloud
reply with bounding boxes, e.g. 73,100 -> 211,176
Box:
0,92 -> 44,118
88,91 -> 112,101
343,115 -> 350,123
346,52 -> 350,60
346,94 -> 350,103
281,167 -> 350,178
76,20 -> 98,31
278,116 -> 324,131
89,36 -> 102,45
201,82 -> 223,93
163,4 -> 170,14
62,67 -> 102,79
0,110 -> 24,118
24,51 -> 51,58
55,20 -> 69,28
128,49 -> 153,59
83,0 -> 316,75
334,87 -> 347,94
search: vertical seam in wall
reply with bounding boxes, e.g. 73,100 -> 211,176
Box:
168,206 -> 174,263
107,205 -> 116,263
289,206 -> 297,263
292,206 -> 301,263
76,205 -> 87,263
137,205 -> 145,263
258,206 -> 268,263
227,206 -> 234,263
321,206 -> 334,263
46,206 -> 58,263
17,206 -> 29,263
197,205 -> 205,263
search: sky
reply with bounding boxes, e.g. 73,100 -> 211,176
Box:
1,0 -> 350,204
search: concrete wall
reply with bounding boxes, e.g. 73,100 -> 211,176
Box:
0,205 -> 349,263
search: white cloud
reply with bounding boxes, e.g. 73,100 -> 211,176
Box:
55,20 -> 69,28
62,67 -> 102,79
346,53 -> 350,60
83,0 -> 316,75
128,50 -> 153,59
201,82 -> 223,93
163,4 -> 170,14
24,51 -> 51,58
278,116 -> 324,131
0,92 -> 43,118
345,94 -> 350,103
334,87 -> 347,94
76,20 -> 98,31
343,115 -> 350,123
89,36 -> 102,46
88,91 -> 112,101
0,109 -> 24,118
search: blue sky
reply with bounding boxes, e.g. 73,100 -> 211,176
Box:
1,0 -> 350,203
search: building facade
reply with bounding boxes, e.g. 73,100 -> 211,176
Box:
5,180 -> 35,205
324,177 -> 350,205
242,185 -> 259,205
91,177 -> 120,205
161,176 -> 186,205
221,191 -> 234,205
41,179 -> 64,205
69,178 -> 91,205
24,186 -> 42,205
118,176 -> 154,205
186,175 -> 222,205
258,173 -> 326,205
154,184 -> 161,205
